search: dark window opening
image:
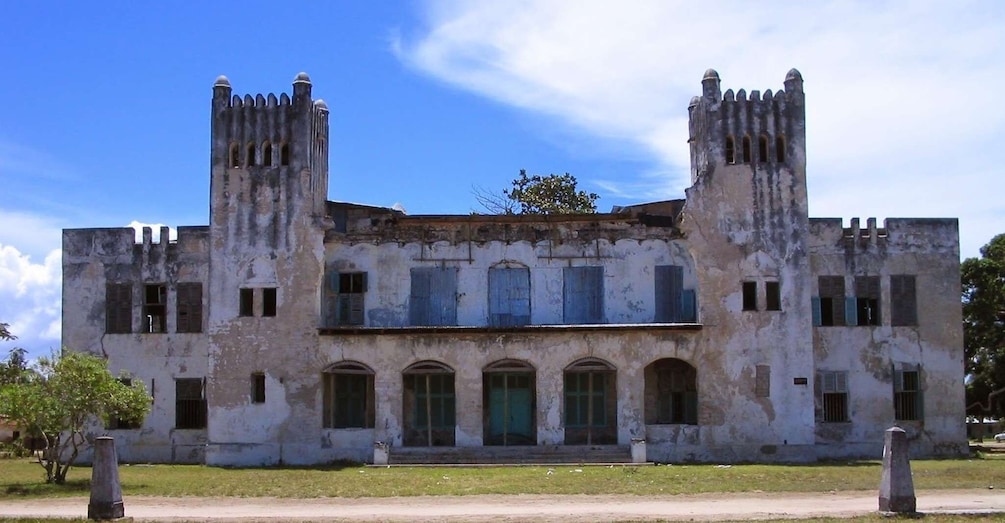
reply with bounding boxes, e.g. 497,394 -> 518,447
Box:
891,275 -> 918,326
776,136 -> 786,163
646,359 -> 698,425
853,276 -> 881,326
725,136 -> 735,164
819,371 -> 848,422
765,281 -> 781,311
262,288 -> 277,317
245,143 -> 255,166
337,272 -> 367,326
263,142 -> 273,166
655,265 -> 696,323
239,288 -> 254,317
815,276 -> 845,326
143,284 -> 167,333
229,143 -> 240,168
742,281 -> 757,311
323,363 -> 375,429
251,373 -> 266,404
175,378 -> 207,429
280,143 -> 290,166
403,368 -> 456,447
105,283 -> 132,334
895,369 -> 922,421
107,378 -> 142,430
741,135 -> 752,163
758,134 -> 769,162
176,282 -> 203,333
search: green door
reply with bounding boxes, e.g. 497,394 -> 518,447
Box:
487,373 -> 534,445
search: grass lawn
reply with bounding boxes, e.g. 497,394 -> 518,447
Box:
1,454 -> 1004,499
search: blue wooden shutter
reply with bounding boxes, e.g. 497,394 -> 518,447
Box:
564,266 -> 603,324
654,265 -> 683,322
681,289 -> 697,322
845,297 -> 858,326
409,268 -> 431,325
811,297 -> 822,326
428,267 -> 457,326
489,268 -> 530,326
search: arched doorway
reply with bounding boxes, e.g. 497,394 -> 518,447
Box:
402,361 -> 456,446
644,358 -> 698,425
483,359 -> 536,446
564,358 -> 617,445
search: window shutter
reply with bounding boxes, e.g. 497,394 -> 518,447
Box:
681,289 -> 697,322
683,390 -> 698,425
409,269 -> 431,325
814,371 -> 823,420
835,371 -> 847,393
429,267 -> 457,326
811,297 -> 822,326
822,371 -> 836,393
359,272 -> 368,293
916,365 -> 924,421
845,297 -> 858,326
654,265 -> 683,322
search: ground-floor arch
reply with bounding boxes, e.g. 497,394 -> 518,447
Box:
483,359 -> 536,446
564,357 -> 617,445
644,358 -> 697,425
402,360 -> 456,446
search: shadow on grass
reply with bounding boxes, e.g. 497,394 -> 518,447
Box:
5,479 -> 90,496
214,459 -> 364,472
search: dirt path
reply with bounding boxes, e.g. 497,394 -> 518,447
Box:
2,489 -> 1004,522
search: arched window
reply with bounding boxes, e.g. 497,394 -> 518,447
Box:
322,361 -> 374,429
758,135 -> 769,163
229,143 -> 240,168
564,358 -> 617,445
280,143 -> 290,166
644,358 -> 697,425
263,142 -> 273,166
483,359 -> 536,446
741,135 -> 752,163
403,361 -> 455,447
775,135 -> 786,163
245,143 -> 255,167
725,136 -> 735,164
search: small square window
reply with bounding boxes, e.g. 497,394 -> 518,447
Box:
239,288 -> 254,317
742,281 -> 757,311
251,373 -> 266,404
765,281 -> 781,311
263,288 -> 277,317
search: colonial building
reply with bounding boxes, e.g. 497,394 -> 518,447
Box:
62,70 -> 967,465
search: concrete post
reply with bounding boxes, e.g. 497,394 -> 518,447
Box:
88,436 -> 124,520
878,426 -> 916,513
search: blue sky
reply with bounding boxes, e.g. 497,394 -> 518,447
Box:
2,0 -> 1003,360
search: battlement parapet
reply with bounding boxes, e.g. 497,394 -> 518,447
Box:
62,225 -> 209,264
689,69 -> 806,184
809,217 -> 958,254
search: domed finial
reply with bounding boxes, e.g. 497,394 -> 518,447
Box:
293,72 -> 312,84
314,99 -> 328,110
703,68 -> 720,81
214,75 -> 231,88
785,68 -> 803,82
701,68 -> 721,101
689,96 -> 701,107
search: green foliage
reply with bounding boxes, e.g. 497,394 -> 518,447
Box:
1,347 -> 29,386
474,170 -> 600,215
963,233 -> 1005,417
0,350 -> 151,484
0,321 -> 15,341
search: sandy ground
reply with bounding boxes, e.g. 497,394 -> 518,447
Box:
1,489 -> 1004,522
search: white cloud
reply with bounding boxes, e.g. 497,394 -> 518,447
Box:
0,209 -> 64,261
0,244 -> 62,360
397,0 -> 1005,257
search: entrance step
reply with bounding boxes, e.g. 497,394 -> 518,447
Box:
387,444 -> 632,465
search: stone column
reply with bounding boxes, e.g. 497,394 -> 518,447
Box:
878,426 -> 916,513
88,436 -> 124,520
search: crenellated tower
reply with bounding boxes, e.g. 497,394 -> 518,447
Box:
210,72 -> 330,247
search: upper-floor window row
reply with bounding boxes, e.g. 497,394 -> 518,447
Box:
105,282 -> 203,335
228,141 -> 290,168
321,264 -> 698,329
725,134 -> 786,165
812,274 -> 917,327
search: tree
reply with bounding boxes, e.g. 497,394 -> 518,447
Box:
1,321 -> 15,342
476,170 -> 599,215
963,233 -> 1005,418
0,350 -> 151,484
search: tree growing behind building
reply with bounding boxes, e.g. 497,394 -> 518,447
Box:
0,349 -> 151,484
475,170 -> 599,215
963,233 -> 1005,418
